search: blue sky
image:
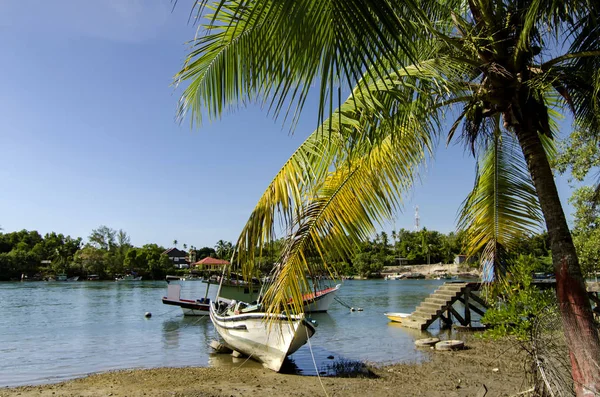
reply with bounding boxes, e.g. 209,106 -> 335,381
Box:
0,1 -> 577,249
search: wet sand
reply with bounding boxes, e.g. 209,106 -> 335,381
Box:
0,336 -> 530,397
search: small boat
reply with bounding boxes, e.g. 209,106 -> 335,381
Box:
115,274 -> 142,281
162,284 -> 210,316
385,274 -> 403,280
384,312 -> 411,323
87,274 -> 100,281
67,276 -> 79,282
300,284 -> 341,313
205,275 -> 341,313
56,273 -> 68,281
210,297 -> 316,372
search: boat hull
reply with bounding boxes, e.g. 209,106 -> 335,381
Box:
384,312 -> 410,323
162,284 -> 210,316
210,300 -> 315,372
162,297 -> 210,316
302,284 -> 341,313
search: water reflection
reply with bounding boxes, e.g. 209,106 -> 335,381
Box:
161,316 -> 211,350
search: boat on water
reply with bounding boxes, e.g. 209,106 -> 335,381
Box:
300,284 -> 341,313
54,274 -> 79,282
209,297 -> 316,372
162,283 -> 210,316
162,281 -> 341,316
384,312 -> 411,323
203,274 -> 341,313
115,274 -> 142,282
385,274 -> 405,280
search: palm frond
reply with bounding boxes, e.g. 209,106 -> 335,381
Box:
262,130 -> 430,316
174,0 -> 464,129
458,119 -> 545,282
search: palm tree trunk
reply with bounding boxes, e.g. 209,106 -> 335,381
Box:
513,110 -> 600,396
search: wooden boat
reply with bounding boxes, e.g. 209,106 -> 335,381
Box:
162,284 -> 210,316
205,275 -> 341,313
384,312 -> 411,323
164,282 -> 341,316
209,297 -> 316,372
300,284 -> 341,313
115,274 -> 142,281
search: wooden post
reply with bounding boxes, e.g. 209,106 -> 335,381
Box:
464,287 -> 472,326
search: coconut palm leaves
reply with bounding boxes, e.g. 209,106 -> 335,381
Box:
234,58 -> 450,313
175,0 -> 462,128
457,124 -> 545,282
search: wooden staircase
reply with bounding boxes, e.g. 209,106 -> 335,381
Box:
402,282 -> 470,330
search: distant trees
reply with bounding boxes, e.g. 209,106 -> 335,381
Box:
195,246 -> 216,261
0,226 -> 553,281
0,230 -> 82,280
214,240 -> 234,260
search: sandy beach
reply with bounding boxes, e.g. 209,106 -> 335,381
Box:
0,336 -> 530,397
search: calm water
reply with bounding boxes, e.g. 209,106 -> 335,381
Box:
0,279 -> 454,387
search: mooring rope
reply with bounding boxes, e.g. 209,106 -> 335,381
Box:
235,352 -> 254,369
305,325 -> 329,397
334,296 -> 352,309
334,296 -> 363,311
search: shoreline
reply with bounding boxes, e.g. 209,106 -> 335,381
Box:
0,336 -> 529,397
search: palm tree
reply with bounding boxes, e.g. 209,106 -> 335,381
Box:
176,1 -> 600,393
172,239 -> 178,248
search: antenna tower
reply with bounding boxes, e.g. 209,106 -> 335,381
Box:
414,206 -> 420,231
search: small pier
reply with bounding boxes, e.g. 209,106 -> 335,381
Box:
402,282 -> 486,330
402,281 -> 600,331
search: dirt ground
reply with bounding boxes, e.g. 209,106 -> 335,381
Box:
0,336 -> 531,397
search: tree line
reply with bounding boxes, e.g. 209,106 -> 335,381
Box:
0,225 -> 555,281
0,226 -> 234,281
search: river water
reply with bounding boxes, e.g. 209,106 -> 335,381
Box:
0,279 -> 457,387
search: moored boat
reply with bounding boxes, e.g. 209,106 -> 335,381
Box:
162,283 -> 210,316
301,284 -> 341,313
204,275 -> 341,313
384,312 -> 411,323
115,274 -> 142,281
209,297 -> 316,372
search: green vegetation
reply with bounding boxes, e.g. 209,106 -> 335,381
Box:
555,129 -> 600,279
0,226 -> 233,281
481,255 -> 557,340
1,225 -> 555,281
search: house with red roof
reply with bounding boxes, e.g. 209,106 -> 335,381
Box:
192,256 -> 229,271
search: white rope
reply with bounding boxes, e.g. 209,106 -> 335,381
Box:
305,325 -> 329,397
235,353 -> 254,369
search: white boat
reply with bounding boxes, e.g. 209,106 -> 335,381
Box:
162,284 -> 210,316
209,297 -> 316,372
115,274 -> 142,281
301,284 -> 341,312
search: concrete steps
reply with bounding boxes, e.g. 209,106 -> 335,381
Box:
403,282 -> 469,330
